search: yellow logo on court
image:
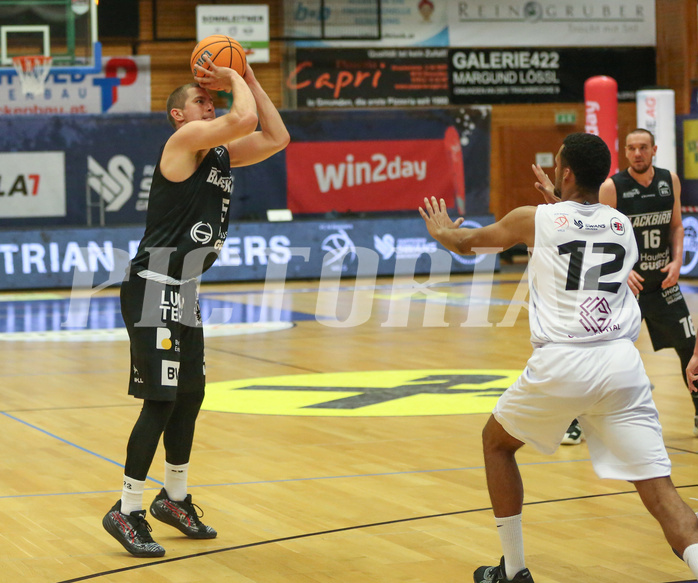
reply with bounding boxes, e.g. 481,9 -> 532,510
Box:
203,369 -> 520,417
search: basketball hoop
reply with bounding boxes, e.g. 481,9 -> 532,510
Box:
12,55 -> 53,97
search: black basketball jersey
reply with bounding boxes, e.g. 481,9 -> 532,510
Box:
612,167 -> 674,294
130,146 -> 232,281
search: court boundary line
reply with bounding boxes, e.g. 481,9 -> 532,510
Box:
56,483 -> 698,583
0,412 -> 164,487
1,410 -> 695,502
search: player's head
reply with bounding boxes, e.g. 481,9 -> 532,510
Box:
557,132 -> 611,195
625,128 -> 656,174
166,82 -> 214,129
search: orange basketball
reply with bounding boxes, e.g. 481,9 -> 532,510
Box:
190,35 -> 247,78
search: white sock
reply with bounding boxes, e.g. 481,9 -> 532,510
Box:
120,475 -> 145,515
164,461 -> 189,501
495,514 -> 525,580
684,543 -> 698,577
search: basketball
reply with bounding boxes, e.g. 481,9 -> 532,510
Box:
190,35 -> 247,78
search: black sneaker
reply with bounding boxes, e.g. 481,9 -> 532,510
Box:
474,556 -> 534,583
102,500 -> 165,558
149,488 -> 217,539
560,419 -> 584,445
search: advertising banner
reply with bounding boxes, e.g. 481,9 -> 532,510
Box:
289,48 -> 449,108
681,119 -> 698,181
0,114 -> 172,228
196,5 -> 270,63
682,214 -> 698,277
448,0 -> 656,47
0,215 -> 495,290
676,114 -> 698,218
286,139 -> 456,213
0,55 -> 151,115
0,152 -> 66,218
637,89 -> 677,172
677,117 -> 698,209
0,108 -> 489,227
284,108 -> 490,216
449,47 -> 655,104
286,0 -> 448,47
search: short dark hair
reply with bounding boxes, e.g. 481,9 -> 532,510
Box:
166,82 -> 199,129
627,127 -> 655,146
560,133 -> 611,192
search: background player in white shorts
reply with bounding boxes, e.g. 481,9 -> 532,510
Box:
420,132 -> 698,583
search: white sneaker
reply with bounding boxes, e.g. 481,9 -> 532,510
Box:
561,420 -> 584,445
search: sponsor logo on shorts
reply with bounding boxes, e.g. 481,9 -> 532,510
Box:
161,359 -> 180,387
156,328 -> 172,350
661,284 -> 683,305
159,290 -> 184,323
132,365 -> 144,384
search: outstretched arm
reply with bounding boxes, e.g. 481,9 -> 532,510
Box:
226,65 -> 291,167
419,196 -> 536,254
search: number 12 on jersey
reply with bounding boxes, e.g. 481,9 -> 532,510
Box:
558,240 -> 626,293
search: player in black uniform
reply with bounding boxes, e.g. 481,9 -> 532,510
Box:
559,128 -> 695,445
102,58 -> 290,557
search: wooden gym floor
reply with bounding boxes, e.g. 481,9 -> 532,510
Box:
0,263 -> 697,583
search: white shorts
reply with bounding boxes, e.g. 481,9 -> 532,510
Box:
493,339 -> 671,481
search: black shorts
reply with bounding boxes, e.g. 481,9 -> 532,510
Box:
638,284 -> 695,352
121,274 -> 205,401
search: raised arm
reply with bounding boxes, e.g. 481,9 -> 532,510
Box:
161,60 -> 259,181
226,65 -> 291,168
180,69 -> 257,151
532,164 -> 561,204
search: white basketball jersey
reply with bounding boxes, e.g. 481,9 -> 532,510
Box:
528,201 -> 641,346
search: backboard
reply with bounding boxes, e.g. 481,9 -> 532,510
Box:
0,0 -> 101,77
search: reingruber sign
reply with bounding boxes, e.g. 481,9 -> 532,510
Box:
285,138 -> 463,213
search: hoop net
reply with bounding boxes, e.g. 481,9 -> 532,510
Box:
12,55 -> 53,97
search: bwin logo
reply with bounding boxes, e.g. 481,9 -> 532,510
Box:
87,155 -> 135,211
574,219 -> 584,229
161,359 -> 180,387
190,222 -> 213,244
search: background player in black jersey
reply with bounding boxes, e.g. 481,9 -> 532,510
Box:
601,129 -> 696,432
102,58 -> 290,557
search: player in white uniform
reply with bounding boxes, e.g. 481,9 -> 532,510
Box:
420,133 -> 698,583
